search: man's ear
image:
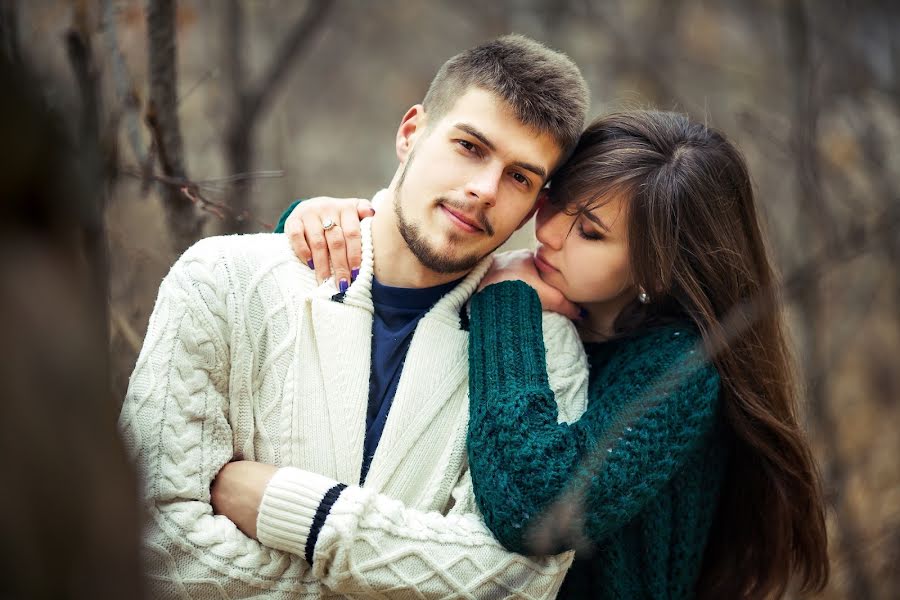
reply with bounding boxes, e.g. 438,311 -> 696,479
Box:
516,189 -> 549,230
396,104 -> 426,162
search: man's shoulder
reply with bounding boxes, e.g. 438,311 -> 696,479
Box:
177,233 -> 298,271
173,233 -> 314,293
180,232 -> 289,259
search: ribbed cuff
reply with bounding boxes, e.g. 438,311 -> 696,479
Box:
274,199 -> 302,233
256,467 -> 342,560
470,280 -> 550,391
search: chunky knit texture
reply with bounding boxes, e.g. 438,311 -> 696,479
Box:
119,200 -> 590,599
467,281 -> 729,600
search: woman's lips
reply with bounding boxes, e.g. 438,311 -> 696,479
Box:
534,250 -> 559,274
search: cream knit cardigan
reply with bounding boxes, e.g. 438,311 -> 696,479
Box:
119,214 -> 589,599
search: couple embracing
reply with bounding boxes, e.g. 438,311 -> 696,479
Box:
121,35 -> 828,599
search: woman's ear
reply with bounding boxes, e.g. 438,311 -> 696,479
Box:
396,104 -> 426,162
516,189 -> 549,230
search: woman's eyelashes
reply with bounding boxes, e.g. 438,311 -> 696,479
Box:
578,221 -> 605,241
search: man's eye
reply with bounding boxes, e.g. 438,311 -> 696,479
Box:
458,140 -> 476,153
511,172 -> 530,187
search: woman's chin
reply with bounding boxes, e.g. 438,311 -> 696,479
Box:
537,270 -> 571,299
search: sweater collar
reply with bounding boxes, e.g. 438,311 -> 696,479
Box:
316,190 -> 492,329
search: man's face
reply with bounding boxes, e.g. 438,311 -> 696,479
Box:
393,87 -> 563,274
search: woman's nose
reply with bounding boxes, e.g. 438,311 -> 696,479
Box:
535,203 -> 571,250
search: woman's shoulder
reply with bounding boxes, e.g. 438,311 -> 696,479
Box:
584,322 -> 723,441
592,321 -> 720,391
605,321 -> 704,359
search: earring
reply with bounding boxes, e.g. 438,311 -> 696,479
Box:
638,286 -> 650,304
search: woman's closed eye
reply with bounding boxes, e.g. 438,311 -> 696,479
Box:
578,222 -> 605,241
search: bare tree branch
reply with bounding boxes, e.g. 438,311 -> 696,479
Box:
247,0 -> 332,126
583,1 -> 686,109
119,166 -> 277,231
224,0 -> 333,234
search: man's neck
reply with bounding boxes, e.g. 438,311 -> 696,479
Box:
370,192 -> 472,289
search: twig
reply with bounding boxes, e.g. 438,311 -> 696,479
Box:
119,166 -> 276,231
177,67 -> 218,106
111,309 -> 142,354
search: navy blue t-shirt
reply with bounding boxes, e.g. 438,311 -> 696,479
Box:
361,276 -> 463,483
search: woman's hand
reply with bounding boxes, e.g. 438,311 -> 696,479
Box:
479,249 -> 582,320
284,196 -> 375,288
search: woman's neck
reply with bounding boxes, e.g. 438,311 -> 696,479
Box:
577,294 -> 634,342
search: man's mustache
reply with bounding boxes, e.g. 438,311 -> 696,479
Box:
436,198 -> 495,236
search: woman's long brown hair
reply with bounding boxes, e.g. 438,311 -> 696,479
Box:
551,111 -> 829,599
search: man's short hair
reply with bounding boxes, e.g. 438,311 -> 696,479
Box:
423,34 -> 588,163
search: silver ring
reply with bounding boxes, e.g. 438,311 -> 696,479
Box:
322,218 -> 337,231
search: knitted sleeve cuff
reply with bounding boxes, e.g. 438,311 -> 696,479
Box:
256,466 -> 346,563
469,280 -> 550,391
273,199 -> 303,233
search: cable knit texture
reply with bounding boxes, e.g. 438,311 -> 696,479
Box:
119,192 -> 589,599
467,281 -> 729,600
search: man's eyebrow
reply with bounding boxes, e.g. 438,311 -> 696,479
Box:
453,123 -> 548,181
582,210 -> 611,231
453,123 -> 496,152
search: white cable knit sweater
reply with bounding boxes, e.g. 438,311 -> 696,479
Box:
119,213 -> 590,599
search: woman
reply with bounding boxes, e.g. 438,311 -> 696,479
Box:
277,111 -> 829,599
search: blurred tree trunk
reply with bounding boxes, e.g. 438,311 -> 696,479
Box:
147,0 -> 203,253
0,0 -> 22,65
65,1 -> 110,373
783,2 -> 875,598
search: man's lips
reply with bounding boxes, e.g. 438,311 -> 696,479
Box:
534,249 -> 559,274
440,204 -> 484,233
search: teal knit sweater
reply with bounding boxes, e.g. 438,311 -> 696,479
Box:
467,281 -> 729,600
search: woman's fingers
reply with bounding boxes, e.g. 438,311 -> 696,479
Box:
319,210 -> 351,292
340,205 -> 363,284
285,197 -> 372,287
539,285 -> 582,320
550,295 -> 583,321
286,213 -> 312,269
304,213 -> 333,284
356,198 -> 376,219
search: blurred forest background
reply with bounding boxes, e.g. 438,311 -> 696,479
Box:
2,0 -> 898,597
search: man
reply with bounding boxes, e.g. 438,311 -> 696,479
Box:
120,35 -> 589,598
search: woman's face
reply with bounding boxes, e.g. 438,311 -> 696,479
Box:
533,193 -> 636,316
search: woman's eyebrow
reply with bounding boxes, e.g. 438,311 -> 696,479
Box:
583,210 -> 611,231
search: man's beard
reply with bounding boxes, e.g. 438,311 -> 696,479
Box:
393,152 -> 498,274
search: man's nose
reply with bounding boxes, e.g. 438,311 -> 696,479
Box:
464,166 -> 502,207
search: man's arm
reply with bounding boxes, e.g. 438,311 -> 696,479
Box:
211,460 -> 573,598
118,239 -> 315,596
212,310 -> 588,598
